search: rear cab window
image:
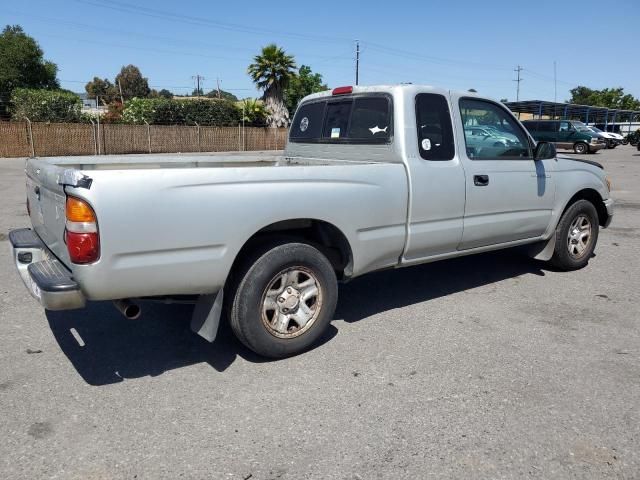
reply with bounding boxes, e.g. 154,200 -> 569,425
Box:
290,94 -> 392,144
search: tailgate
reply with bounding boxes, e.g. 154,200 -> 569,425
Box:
26,158 -> 72,266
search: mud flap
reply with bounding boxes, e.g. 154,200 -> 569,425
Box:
528,232 -> 556,261
190,290 -> 224,342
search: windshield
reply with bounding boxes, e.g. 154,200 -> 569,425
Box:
590,127 -> 603,133
572,121 -> 592,133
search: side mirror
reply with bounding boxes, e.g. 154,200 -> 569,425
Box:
534,141 -> 556,161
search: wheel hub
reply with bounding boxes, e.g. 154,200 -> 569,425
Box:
261,267 -> 322,339
278,287 -> 301,313
566,215 -> 592,259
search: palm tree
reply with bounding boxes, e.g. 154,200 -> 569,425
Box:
248,44 -> 296,128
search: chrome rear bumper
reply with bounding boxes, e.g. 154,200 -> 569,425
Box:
9,228 -> 85,310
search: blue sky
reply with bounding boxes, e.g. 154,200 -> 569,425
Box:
2,0 -> 639,101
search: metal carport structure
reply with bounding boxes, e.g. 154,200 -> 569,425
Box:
504,100 -> 640,133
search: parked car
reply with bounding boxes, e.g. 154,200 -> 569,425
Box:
522,119 -> 606,154
588,126 -> 621,149
10,85 -> 614,358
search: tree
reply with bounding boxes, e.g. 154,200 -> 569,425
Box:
248,44 -> 296,127
0,25 -> 58,116
114,64 -> 150,100
192,87 -> 204,96
284,65 -> 327,115
85,77 -> 117,105
500,98 -> 508,103
157,89 -> 173,99
568,86 -> 640,110
468,88 -> 477,93
205,89 -> 238,102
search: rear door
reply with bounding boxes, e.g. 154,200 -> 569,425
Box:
402,92 -> 466,261
455,97 -> 555,249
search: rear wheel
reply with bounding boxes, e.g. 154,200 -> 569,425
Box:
550,199 -> 599,271
573,142 -> 588,154
229,242 -> 338,358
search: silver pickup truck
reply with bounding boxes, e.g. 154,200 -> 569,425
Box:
10,84 -> 614,358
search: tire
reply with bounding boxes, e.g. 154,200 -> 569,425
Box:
607,140 -> 615,149
573,142 -> 588,154
229,242 -> 338,358
549,199 -> 599,271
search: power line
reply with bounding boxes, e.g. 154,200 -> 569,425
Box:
73,0 -> 352,45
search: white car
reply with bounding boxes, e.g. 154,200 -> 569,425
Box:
588,126 -> 622,149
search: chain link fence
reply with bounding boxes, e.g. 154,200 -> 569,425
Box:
0,121 -> 288,158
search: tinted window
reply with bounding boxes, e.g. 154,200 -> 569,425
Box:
289,95 -> 393,144
415,93 -> 455,161
323,101 -> 352,139
523,121 -> 538,132
540,122 -> 558,132
459,98 -> 531,160
349,97 -> 390,140
290,101 -> 325,140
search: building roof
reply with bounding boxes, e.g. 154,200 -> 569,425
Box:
504,100 -> 640,123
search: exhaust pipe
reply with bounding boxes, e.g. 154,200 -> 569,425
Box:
113,299 -> 141,320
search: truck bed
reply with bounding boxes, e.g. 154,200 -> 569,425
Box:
25,152 -> 408,300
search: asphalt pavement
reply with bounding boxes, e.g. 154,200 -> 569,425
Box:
1,146 -> 639,479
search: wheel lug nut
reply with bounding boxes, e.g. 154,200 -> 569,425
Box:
282,308 -> 288,313
278,297 -> 285,303
286,287 -> 292,294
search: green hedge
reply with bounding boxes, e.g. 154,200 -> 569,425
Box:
122,98 -> 241,125
11,88 -> 82,122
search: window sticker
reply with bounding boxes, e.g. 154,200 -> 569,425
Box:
331,127 -> 341,138
299,117 -> 309,132
369,125 -> 388,135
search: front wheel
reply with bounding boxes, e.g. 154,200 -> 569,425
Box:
549,199 -> 599,271
573,142 -> 589,154
229,242 -> 338,358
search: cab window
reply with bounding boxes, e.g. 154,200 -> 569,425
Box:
459,98 -> 531,160
415,93 -> 455,161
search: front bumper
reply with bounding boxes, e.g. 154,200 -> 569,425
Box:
9,228 -> 86,310
589,142 -> 606,152
603,198 -> 614,228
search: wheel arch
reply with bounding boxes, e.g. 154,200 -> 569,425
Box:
231,219 -> 354,281
561,188 -> 608,227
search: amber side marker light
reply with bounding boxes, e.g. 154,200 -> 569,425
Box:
65,196 -> 100,264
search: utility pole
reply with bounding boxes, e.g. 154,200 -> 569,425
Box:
355,40 -> 360,86
513,65 -> 523,102
553,61 -> 557,103
216,77 -> 221,99
192,74 -> 205,97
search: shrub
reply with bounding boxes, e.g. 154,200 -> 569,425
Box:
10,88 -> 82,122
121,97 -> 241,126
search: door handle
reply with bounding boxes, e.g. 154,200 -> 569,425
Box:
474,175 -> 489,186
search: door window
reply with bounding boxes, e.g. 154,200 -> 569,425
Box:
415,93 -> 455,161
459,98 -> 532,160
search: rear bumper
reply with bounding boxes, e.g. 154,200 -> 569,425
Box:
9,228 -> 86,310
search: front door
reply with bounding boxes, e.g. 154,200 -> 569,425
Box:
456,97 -> 555,250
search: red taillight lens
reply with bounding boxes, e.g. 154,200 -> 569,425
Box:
65,231 -> 100,264
65,196 -> 100,264
332,86 -> 353,95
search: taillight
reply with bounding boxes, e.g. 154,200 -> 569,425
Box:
65,196 -> 100,264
